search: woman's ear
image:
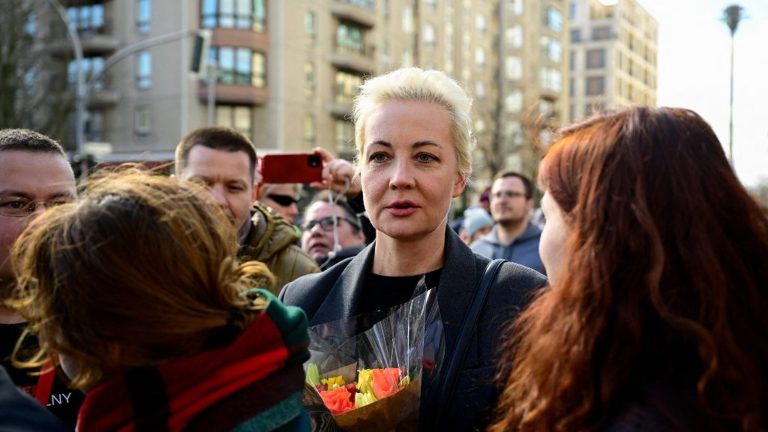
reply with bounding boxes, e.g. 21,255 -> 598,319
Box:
452,173 -> 467,198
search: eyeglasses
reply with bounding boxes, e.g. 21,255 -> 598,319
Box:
267,194 -> 299,207
492,190 -> 528,200
0,198 -> 71,218
303,215 -> 360,232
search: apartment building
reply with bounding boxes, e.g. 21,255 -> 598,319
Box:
50,0 -> 570,178
569,0 -> 657,122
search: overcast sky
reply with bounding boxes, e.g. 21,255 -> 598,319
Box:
634,0 -> 768,187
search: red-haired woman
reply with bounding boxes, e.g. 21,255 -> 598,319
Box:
491,107 -> 768,431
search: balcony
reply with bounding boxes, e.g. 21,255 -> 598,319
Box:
329,45 -> 375,74
50,28 -> 119,56
328,101 -> 353,118
87,88 -> 120,108
331,1 -> 376,28
197,83 -> 268,106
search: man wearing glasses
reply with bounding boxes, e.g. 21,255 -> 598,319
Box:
0,129 -> 82,427
471,171 -> 545,275
300,193 -> 366,270
256,183 -> 301,225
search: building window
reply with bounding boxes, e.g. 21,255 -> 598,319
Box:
506,26 -> 523,49
505,56 -> 522,80
570,29 -> 581,42
25,12 -> 36,35
209,47 -> 265,87
475,48 -> 486,67
336,22 -> 365,55
136,0 -> 151,33
84,110 -> 104,142
475,14 -> 486,33
335,119 -> 355,156
425,0 -> 437,10
335,71 -> 362,105
570,2 -> 577,19
475,82 -> 485,99
540,67 -> 562,92
541,37 -> 562,63
305,62 -> 315,98
305,11 -> 316,38
216,105 -> 253,138
509,0 -> 523,15
69,57 -> 105,90
304,116 -> 315,147
504,91 -> 522,113
135,106 -> 152,136
592,26 -> 612,40
136,51 -> 152,89
423,24 -> 436,47
201,0 -> 266,32
544,7 -> 563,33
586,76 -> 605,96
586,48 -> 605,69
67,4 -> 105,33
402,6 -> 413,33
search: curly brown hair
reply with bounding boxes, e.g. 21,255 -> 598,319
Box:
490,107 -> 768,431
7,170 -> 274,389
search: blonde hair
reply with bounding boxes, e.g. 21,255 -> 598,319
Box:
8,170 -> 273,389
352,67 -> 474,179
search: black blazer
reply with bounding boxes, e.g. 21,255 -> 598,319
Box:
280,227 -> 547,431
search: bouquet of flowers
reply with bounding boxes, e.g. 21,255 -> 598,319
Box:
302,287 -> 442,431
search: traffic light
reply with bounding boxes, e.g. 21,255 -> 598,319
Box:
190,30 -> 211,75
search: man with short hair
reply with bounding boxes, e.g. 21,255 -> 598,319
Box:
471,171 -> 545,274
175,127 -> 319,293
301,193 -> 366,270
0,128 -> 83,427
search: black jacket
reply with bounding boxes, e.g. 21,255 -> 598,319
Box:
280,227 -> 547,431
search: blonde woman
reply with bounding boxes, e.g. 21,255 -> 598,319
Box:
280,67 -> 547,431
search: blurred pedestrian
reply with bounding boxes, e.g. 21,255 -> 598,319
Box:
300,192 -> 366,270
8,171 -> 311,431
257,183 -> 301,225
490,107 -> 768,431
471,171 -> 545,274
280,67 -> 547,431
460,207 -> 494,244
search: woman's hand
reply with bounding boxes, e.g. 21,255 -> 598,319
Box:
310,147 -> 361,198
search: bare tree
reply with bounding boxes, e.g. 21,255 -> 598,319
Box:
0,0 -> 73,144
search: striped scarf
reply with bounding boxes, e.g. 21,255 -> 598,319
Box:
77,289 -> 309,431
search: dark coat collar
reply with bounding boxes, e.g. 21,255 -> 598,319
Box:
310,227 -> 487,352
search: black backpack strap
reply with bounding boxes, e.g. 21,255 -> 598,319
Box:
433,258 -> 505,428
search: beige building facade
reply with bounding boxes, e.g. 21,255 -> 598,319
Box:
569,0 -> 657,122
60,0 -> 571,180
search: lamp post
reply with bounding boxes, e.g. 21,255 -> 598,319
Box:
724,4 -> 743,167
45,0 -> 87,178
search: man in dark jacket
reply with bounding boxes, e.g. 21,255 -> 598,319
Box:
300,193 -> 366,270
175,127 -> 319,294
471,171 -> 545,274
0,129 -> 83,428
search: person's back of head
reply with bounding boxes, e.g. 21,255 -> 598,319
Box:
8,170 -> 273,389
491,106 -> 768,431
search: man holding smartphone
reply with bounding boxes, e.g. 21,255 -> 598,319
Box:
175,127 -> 319,293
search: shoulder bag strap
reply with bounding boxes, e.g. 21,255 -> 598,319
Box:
432,258 -> 505,428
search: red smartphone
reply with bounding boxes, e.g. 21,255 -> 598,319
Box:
260,153 -> 323,184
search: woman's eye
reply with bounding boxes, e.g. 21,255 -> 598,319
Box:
368,152 -> 390,163
415,153 -> 438,163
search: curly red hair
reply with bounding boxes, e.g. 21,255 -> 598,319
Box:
490,107 -> 768,431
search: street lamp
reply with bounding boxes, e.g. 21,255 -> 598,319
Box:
724,4 -> 743,167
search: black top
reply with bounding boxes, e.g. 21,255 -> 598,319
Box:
0,323 -> 84,429
359,269 -> 442,316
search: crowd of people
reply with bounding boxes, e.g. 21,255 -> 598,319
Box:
1,66 -> 766,431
